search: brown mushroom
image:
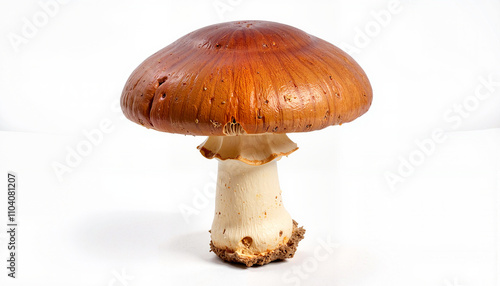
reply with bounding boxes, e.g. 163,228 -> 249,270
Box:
121,20 -> 372,266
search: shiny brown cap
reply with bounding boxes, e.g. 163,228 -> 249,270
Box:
121,20 -> 372,136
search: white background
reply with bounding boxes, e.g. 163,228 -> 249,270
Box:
1,0 -> 499,285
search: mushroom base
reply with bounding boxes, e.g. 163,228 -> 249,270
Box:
210,220 -> 305,267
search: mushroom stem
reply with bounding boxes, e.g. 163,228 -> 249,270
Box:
211,158 -> 293,257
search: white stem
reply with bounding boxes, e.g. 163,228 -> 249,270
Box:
210,158 -> 293,256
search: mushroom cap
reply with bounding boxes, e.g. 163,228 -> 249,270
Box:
121,20 -> 372,136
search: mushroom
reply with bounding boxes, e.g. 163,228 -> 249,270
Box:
121,20 -> 372,266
